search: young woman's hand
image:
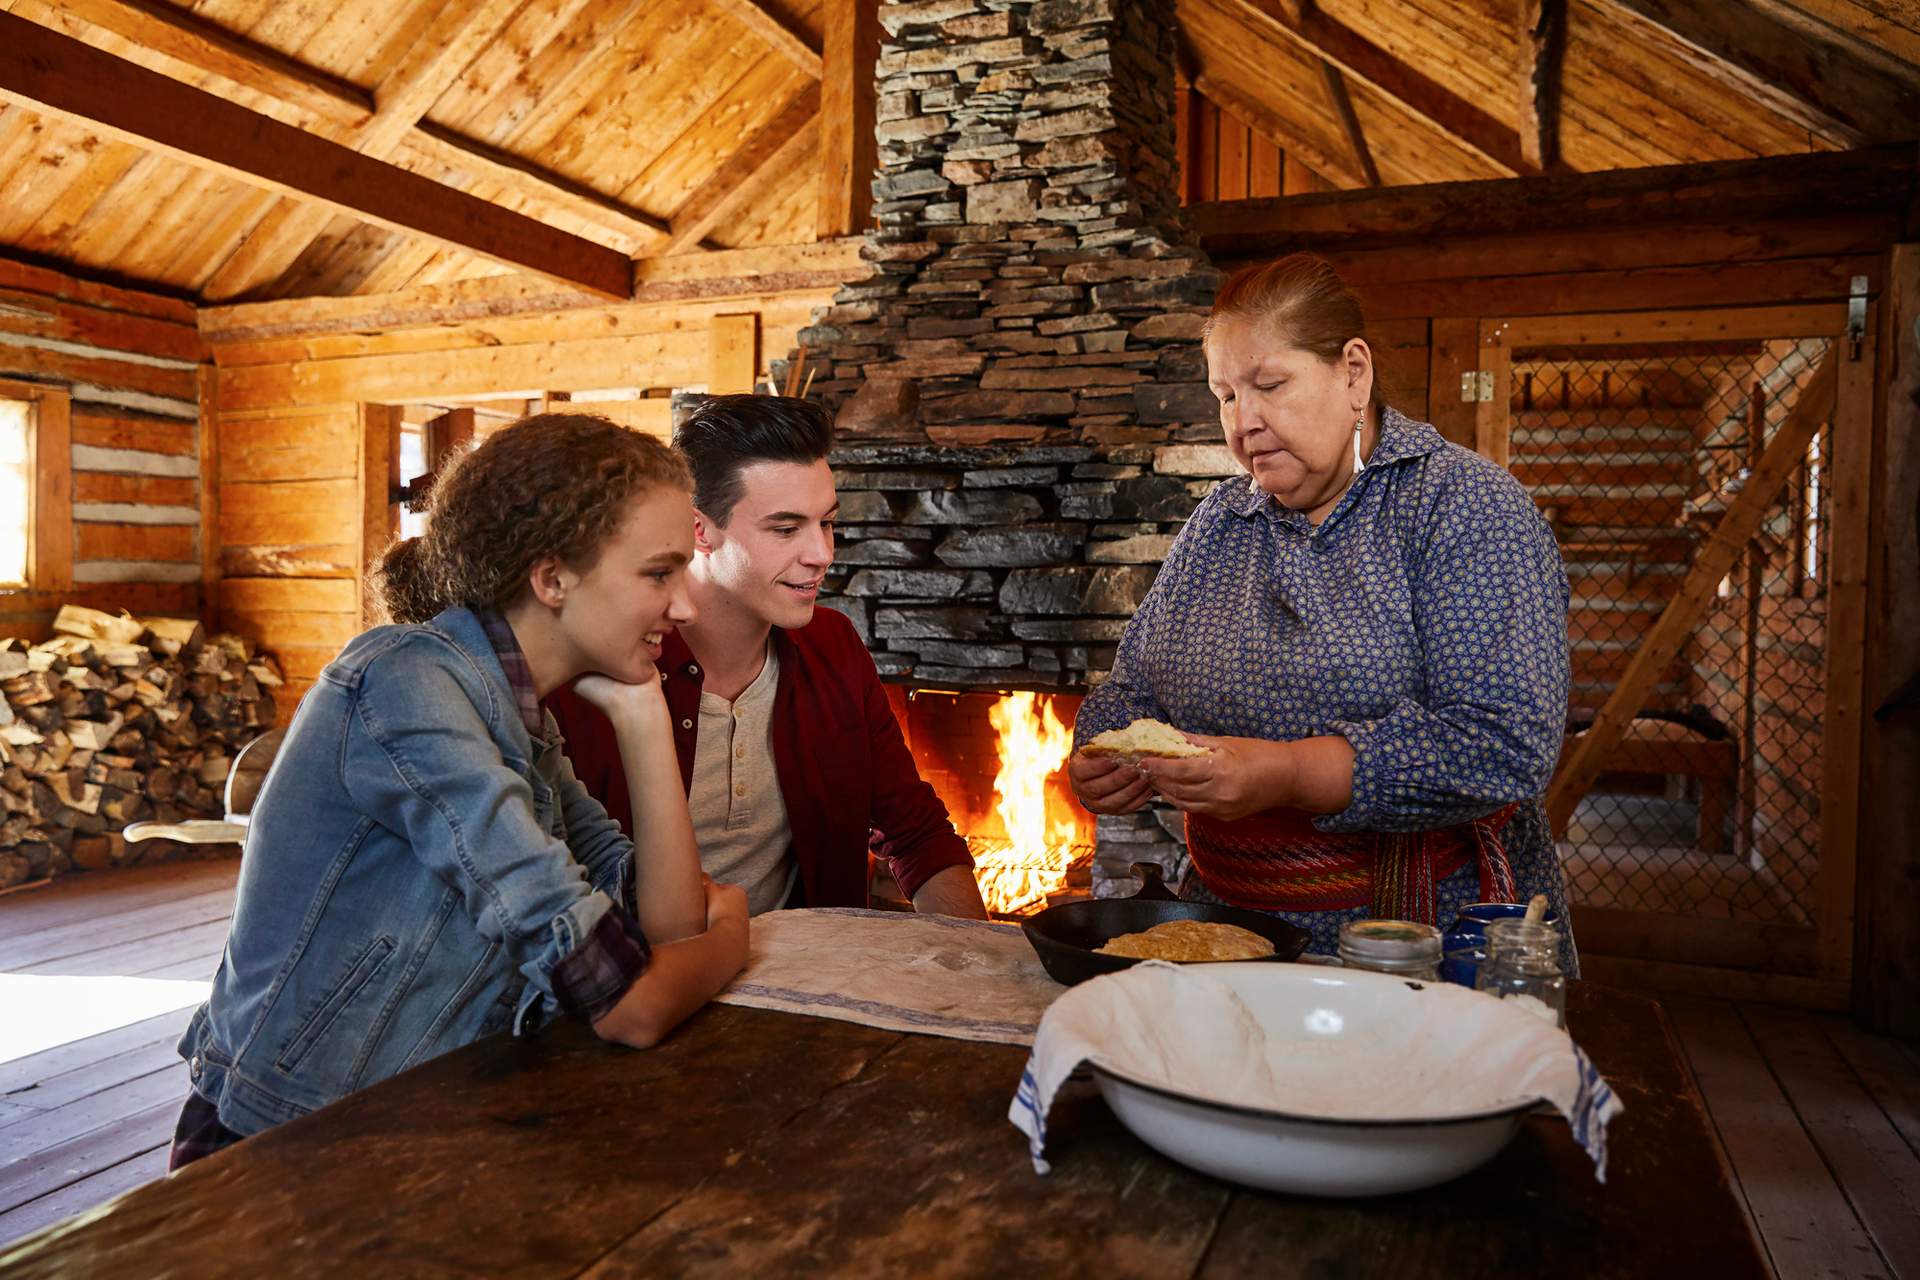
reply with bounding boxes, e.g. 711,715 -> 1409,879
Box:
1135,734 -> 1289,821
570,671 -> 667,733
703,878 -> 748,933
1068,750 -> 1153,815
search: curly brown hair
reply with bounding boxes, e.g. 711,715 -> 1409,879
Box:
370,412 -> 692,625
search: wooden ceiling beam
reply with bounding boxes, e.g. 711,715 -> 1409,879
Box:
409,123 -> 670,245
199,0 -> 532,300
50,0 -> 374,123
0,12 -> 632,299
1191,71 -> 1365,191
1318,61 -> 1379,188
1225,0 -> 1545,177
1598,0 -> 1920,145
44,0 -> 673,276
1521,0 -> 1567,171
661,83 -> 822,256
710,0 -> 823,78
817,0 -> 880,239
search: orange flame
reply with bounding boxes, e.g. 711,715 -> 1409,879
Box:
973,692 -> 1081,914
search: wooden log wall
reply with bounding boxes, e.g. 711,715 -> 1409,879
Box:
0,259 -> 208,644
200,242 -> 864,704
1175,86 -> 1339,205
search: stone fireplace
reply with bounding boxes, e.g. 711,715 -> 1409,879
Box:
790,0 -> 1235,901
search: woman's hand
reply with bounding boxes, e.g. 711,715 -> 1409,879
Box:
1135,734 -> 1291,821
703,877 -> 748,934
571,671 -> 667,734
1068,750 -> 1154,815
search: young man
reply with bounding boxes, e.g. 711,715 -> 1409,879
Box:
547,396 -> 988,919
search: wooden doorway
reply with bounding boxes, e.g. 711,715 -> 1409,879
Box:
1471,304 -> 1874,1007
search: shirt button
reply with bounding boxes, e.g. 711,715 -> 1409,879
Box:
735,747 -> 745,759
735,784 -> 746,797
681,718 -> 693,729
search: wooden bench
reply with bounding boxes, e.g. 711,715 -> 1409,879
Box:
1558,718 -> 1738,853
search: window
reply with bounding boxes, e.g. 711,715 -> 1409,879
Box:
397,418 -> 429,540
0,381 -> 70,594
0,399 -> 28,588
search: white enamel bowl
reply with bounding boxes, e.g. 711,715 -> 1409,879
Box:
1089,965 -> 1549,1197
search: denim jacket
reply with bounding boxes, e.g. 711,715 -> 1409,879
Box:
177,607 -> 633,1136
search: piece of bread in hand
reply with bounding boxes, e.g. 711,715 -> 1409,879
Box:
1080,717 -> 1209,763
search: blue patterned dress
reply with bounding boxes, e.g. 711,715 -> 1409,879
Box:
1075,408 -> 1577,967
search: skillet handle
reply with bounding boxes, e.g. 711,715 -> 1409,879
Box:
1129,861 -> 1177,902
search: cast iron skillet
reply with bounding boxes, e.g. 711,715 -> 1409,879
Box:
1022,862 -> 1311,986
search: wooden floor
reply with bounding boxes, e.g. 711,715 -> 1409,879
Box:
2,864 -> 1918,1278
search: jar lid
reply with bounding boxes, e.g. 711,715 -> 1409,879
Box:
1339,919 -> 1442,961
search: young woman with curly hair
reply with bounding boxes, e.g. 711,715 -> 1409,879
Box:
169,413 -> 749,1169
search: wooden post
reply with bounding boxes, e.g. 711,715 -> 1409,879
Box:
427,406 -> 475,473
1473,322 -> 1511,468
28,383 -> 72,594
197,364 -> 220,632
357,403 -> 400,631
1739,379 -> 1764,858
1820,310 -> 1875,986
817,0 -> 879,239
1860,243 -> 1920,1035
1547,350 -> 1840,833
1426,317 -> 1479,448
709,314 -> 760,394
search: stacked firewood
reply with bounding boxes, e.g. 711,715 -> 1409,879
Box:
0,606 -> 282,888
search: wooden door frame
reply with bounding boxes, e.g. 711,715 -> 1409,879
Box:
1478,302 -> 1869,1006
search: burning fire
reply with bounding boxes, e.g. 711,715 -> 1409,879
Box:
974,692 -> 1082,915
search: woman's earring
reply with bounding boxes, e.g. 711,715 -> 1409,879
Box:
1351,415 -> 1366,473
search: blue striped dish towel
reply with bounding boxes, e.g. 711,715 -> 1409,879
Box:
1008,962 -> 1625,1181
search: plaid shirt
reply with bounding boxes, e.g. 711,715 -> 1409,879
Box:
171,609 -> 650,1172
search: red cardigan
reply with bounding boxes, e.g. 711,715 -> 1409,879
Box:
543,609 -> 973,908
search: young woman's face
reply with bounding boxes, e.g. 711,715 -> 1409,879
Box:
557,486 -> 696,683
1206,314 -> 1373,514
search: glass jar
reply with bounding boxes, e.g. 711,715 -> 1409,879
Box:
1475,919 -> 1567,1027
1337,920 -> 1442,981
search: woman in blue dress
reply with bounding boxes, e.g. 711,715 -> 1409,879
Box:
1069,255 -> 1576,964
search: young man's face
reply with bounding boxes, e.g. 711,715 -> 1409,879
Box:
696,458 -> 838,630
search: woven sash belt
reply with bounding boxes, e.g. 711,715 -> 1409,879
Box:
1183,803 -> 1521,924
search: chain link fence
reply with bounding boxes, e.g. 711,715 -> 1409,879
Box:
1512,337 -> 1833,929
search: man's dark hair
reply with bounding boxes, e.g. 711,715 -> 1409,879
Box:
672,394 -> 836,526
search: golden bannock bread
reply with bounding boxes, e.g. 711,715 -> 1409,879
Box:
1094,919 -> 1277,962
1080,717 -> 1209,762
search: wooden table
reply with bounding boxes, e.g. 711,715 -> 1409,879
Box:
0,984 -> 1765,1279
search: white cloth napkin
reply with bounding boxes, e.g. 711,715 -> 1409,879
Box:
714,907 -> 1061,1045
1009,961 -> 1623,1181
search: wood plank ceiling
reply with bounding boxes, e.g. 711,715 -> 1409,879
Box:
0,0 -> 1911,305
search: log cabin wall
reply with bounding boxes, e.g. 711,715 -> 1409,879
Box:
199,245 -> 865,704
0,259 -> 208,644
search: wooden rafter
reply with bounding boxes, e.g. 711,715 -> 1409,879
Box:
1318,61 -> 1379,188
49,0 -> 373,122
1225,0 -> 1551,177
1546,350 -> 1840,833
817,0 -> 879,239
662,84 -> 822,256
0,12 -> 632,299
1191,72 -> 1364,191
408,123 -> 670,245
1521,0 -> 1567,171
1600,0 -> 1920,146
711,0 -> 823,78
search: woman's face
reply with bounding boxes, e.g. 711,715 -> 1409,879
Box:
1206,314 -> 1373,513
555,486 -> 697,683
